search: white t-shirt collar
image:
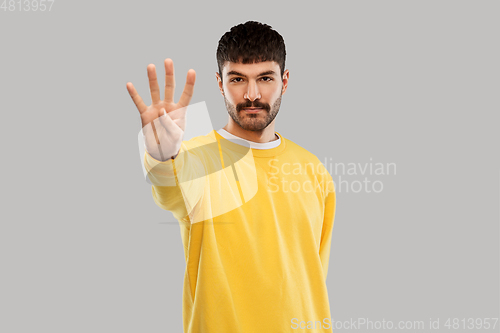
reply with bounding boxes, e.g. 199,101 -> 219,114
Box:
216,128 -> 281,150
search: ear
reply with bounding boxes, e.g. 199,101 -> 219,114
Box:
215,72 -> 224,96
281,69 -> 289,95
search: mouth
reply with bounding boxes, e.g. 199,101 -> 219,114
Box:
242,108 -> 263,113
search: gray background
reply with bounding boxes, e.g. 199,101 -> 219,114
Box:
1,0 -> 498,332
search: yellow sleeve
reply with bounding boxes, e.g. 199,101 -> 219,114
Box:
319,174 -> 336,281
143,143 -> 205,222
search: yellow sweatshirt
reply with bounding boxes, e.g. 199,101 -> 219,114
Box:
143,129 -> 336,332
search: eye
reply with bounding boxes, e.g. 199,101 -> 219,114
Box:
260,76 -> 273,82
230,77 -> 244,83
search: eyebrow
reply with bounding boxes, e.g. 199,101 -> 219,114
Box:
226,70 -> 277,77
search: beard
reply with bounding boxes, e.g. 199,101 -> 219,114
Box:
223,92 -> 282,131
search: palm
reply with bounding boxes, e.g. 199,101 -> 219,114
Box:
127,59 -> 196,160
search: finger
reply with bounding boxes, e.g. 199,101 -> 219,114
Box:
147,64 -> 161,104
158,108 -> 181,134
164,58 -> 175,104
126,82 -> 148,114
178,69 -> 196,107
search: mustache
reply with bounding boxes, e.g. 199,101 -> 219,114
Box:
236,101 -> 270,112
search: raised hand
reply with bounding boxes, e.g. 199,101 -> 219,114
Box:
127,59 -> 196,161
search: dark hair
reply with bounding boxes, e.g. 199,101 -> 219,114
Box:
216,21 -> 286,81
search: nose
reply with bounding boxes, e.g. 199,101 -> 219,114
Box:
244,80 -> 261,101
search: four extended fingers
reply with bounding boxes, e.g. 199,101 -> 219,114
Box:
128,61 -> 196,111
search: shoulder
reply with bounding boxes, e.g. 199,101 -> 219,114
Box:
282,134 -> 335,194
282,135 -> 324,166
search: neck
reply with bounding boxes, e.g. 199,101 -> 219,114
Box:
223,119 -> 277,143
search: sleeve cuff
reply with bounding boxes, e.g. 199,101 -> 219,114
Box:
144,144 -> 186,186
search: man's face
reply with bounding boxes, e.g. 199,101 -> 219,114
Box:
217,61 -> 289,131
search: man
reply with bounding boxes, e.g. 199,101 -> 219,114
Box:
127,21 -> 336,333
